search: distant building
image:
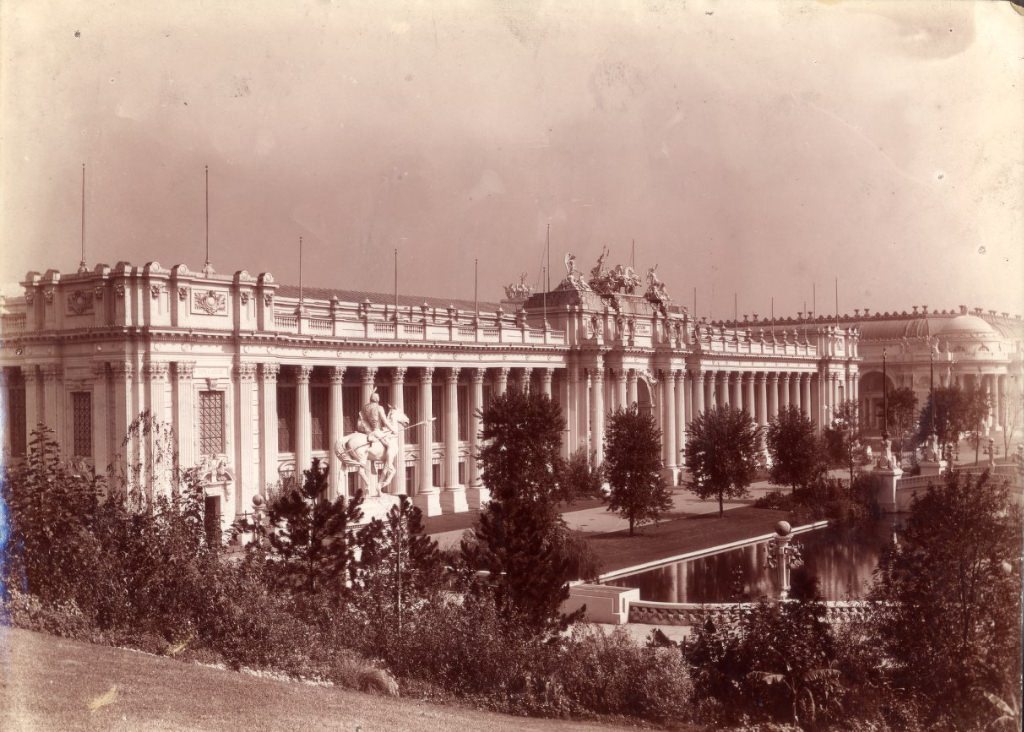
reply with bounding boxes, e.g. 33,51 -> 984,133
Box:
2,257 -> 863,530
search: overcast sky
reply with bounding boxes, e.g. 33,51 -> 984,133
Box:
2,0 -> 1022,319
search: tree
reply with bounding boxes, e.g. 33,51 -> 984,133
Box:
246,458 -> 364,601
962,385 -> 992,465
766,405 -> 823,493
1000,386 -> 1022,459
823,399 -> 860,484
557,447 -> 604,504
916,385 -> 971,455
602,405 -> 673,535
871,470 -> 1022,729
884,387 -> 918,460
462,388 -> 592,632
684,406 -> 763,517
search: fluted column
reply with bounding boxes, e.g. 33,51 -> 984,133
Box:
91,362 -> 110,473
258,363 -> 279,493
520,367 -> 533,394
328,366 -> 346,498
692,370 -> 705,417
295,365 -> 313,476
789,373 -> 800,412
767,373 -> 779,420
145,362 -> 171,495
360,366 -> 378,405
41,364 -> 63,445
729,372 -> 741,410
234,362 -> 258,513
662,370 -> 676,475
996,374 -> 1005,429
800,373 -> 811,417
755,372 -> 768,427
714,371 -> 727,409
626,369 -> 638,408
743,373 -> 755,418
778,373 -> 791,412
675,370 -> 687,465
468,368 -> 486,504
495,367 -> 509,396
615,368 -> 627,412
112,361 -> 135,476
540,367 -> 553,398
442,367 -> 467,511
415,367 -> 440,515
591,361 -> 605,464
22,366 -> 40,444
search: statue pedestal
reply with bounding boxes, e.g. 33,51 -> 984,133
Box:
466,485 -> 490,510
440,487 -> 468,513
357,493 -> 401,524
918,459 -> 946,477
874,467 -> 904,513
413,489 -> 443,517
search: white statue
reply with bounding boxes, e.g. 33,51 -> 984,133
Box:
334,405 -> 411,497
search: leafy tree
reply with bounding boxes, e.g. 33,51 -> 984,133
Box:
602,405 -> 673,535
246,458 -> 363,601
684,406 -> 763,517
766,405 -> 824,493
355,495 -> 444,648
462,388 -> 591,632
916,385 -> 972,455
962,385 -> 992,465
557,447 -> 604,503
1000,387 -> 1023,459
823,399 -> 860,484
883,386 -> 918,459
871,470 -> 1022,729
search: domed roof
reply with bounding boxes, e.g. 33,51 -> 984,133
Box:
938,315 -> 996,338
858,317 -> 942,341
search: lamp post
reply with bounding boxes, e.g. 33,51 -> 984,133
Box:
881,348 -> 888,441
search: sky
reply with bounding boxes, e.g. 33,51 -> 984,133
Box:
1,0 -> 1022,320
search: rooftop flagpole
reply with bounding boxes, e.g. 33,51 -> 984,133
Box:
546,223 -> 551,292
204,165 -> 211,275
79,164 -> 87,273
474,257 -> 479,323
298,235 -> 303,312
394,248 -> 399,323
835,277 -> 840,330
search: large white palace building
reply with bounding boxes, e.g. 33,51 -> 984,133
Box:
1,254 -> 1020,530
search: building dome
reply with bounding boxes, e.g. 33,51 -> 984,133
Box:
938,315 -> 996,338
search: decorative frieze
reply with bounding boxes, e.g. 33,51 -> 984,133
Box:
178,287 -> 188,301
192,289 -> 228,316
43,288 -> 55,304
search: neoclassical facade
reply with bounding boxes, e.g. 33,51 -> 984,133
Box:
0,258 -> 860,529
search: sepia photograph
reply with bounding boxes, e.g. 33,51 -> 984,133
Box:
1,1 -> 1022,729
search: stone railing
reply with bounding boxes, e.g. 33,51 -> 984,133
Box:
1,313 -> 26,334
627,599 -> 874,627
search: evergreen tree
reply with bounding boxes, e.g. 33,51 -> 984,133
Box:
684,406 -> 763,517
766,405 -> 823,493
462,388 -> 590,632
603,405 -> 673,535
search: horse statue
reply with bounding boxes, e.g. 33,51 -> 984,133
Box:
333,406 -> 411,498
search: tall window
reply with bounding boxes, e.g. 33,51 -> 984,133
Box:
199,390 -> 225,456
310,386 -> 329,450
403,385 -> 418,444
71,391 -> 92,457
277,385 -> 296,453
7,383 -> 26,456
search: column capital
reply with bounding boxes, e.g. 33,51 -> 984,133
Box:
779,372 -> 790,382
626,368 -> 637,383
144,362 -> 171,381
741,371 -> 753,383
392,366 -> 407,384
446,367 -> 460,385
260,363 -> 279,383
540,367 -> 554,382
754,371 -> 766,384
295,365 -> 313,384
92,361 -> 109,379
111,361 -> 132,379
41,364 -> 63,382
592,366 -> 604,384
496,366 -> 510,379
21,365 -> 39,383
767,372 -> 779,384
329,365 -> 346,384
470,367 -> 486,385
420,366 -> 435,384
233,363 -> 258,382
361,366 -> 378,384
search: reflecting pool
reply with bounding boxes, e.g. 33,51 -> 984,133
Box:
604,518 -> 901,603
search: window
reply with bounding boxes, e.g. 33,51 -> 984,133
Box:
310,386 -> 329,450
277,385 -> 295,453
458,460 -> 466,485
432,462 -> 441,487
405,464 -> 416,491
71,391 -> 92,457
342,385 -> 360,434
199,391 -> 225,456
7,383 -> 26,456
347,469 -> 361,498
457,385 -> 468,440
204,496 -> 221,546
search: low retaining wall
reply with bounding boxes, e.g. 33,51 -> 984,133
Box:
627,600 -> 873,627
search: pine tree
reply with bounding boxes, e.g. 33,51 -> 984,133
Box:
603,405 -> 673,535
685,406 -> 763,517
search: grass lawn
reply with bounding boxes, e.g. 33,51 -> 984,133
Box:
0,628 -> 631,732
422,496 -> 607,536
582,506 -> 790,575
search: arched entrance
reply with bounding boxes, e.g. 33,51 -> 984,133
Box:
859,371 -> 897,433
637,377 -> 653,420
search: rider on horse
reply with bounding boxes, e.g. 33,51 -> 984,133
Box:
357,391 -> 389,450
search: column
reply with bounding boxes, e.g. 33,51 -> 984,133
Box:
615,368 -> 627,412
389,367 -> 406,496
626,369 -> 638,407
703,370 -> 714,413
568,365 -> 582,457
729,372 -> 741,410
295,365 -> 312,476
91,362 -> 110,474
468,368 -> 487,507
540,367 -> 553,398
441,367 -> 466,512
692,370 -> 705,417
41,364 -> 62,444
985,374 -> 996,429
520,367 -> 533,394
996,374 -> 1006,430
328,366 -> 346,499
716,371 -> 729,409
767,373 -> 779,420
590,360 -> 605,464
112,361 -> 135,477
495,367 -> 509,397
800,373 -> 811,418
743,373 -> 755,418
415,367 -> 440,515
234,362 -> 258,514
360,366 -> 378,405
789,373 -> 800,412
675,370 -> 687,468
145,362 -> 171,495
258,363 -> 279,493
778,373 -> 790,412
755,372 -> 768,427
662,370 -> 676,479
22,366 -> 40,445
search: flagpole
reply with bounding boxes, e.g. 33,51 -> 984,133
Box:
79,164 -> 87,273
204,165 -> 211,274
394,248 -> 399,322
474,257 -> 479,323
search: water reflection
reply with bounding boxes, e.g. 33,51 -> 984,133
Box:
605,517 -> 901,603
